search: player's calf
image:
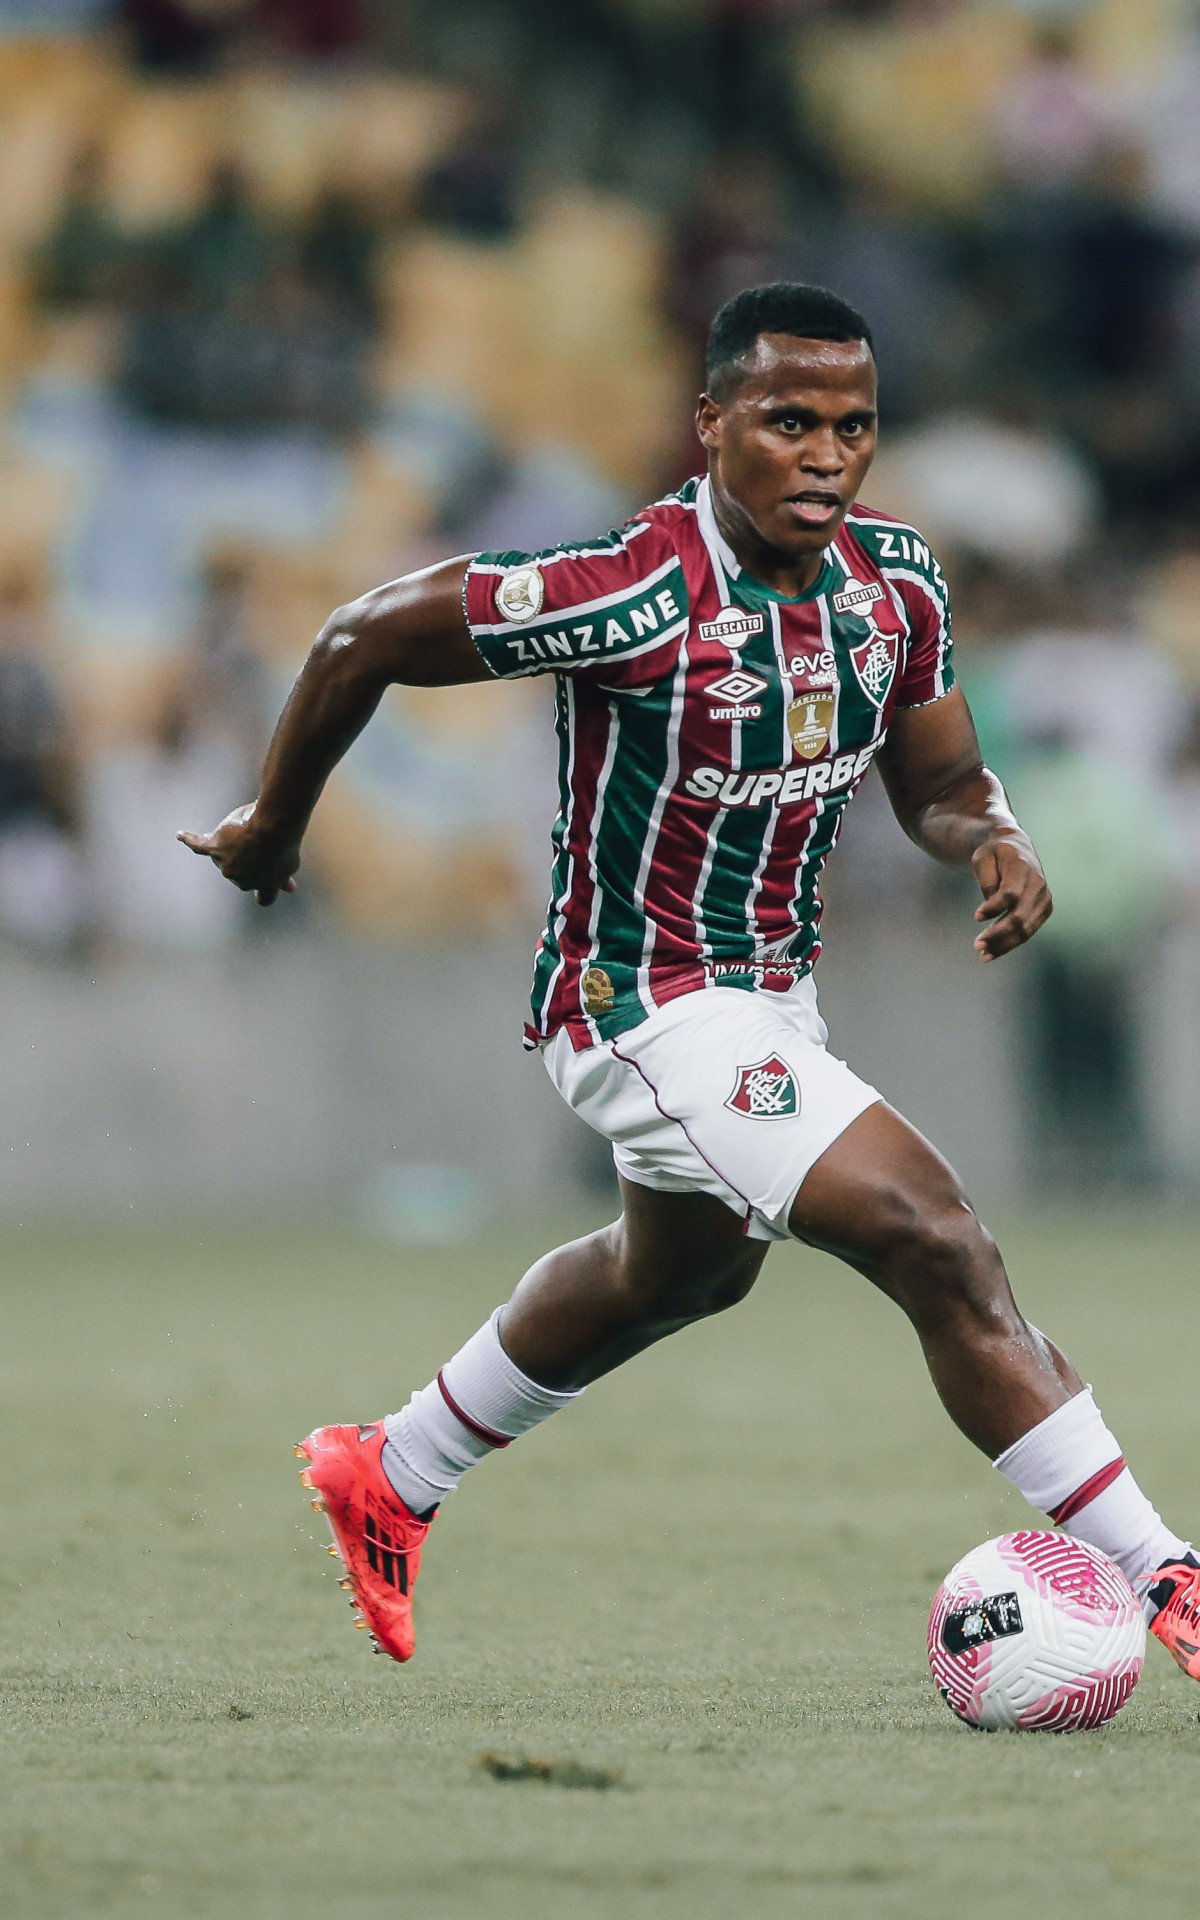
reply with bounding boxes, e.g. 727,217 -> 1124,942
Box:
498,1183 -> 769,1390
790,1102 -> 1196,1648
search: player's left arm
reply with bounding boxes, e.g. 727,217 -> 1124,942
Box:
876,686 -> 1052,962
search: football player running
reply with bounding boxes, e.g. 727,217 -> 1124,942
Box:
182,284 -> 1200,1679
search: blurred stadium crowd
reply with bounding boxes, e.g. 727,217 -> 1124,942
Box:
0,0 -> 1195,1186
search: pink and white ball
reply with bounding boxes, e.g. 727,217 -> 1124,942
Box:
928,1531 -> 1146,1731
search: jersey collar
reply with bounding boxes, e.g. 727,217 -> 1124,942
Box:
695,474 -> 837,607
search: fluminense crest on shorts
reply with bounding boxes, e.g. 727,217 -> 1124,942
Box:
848,629 -> 899,709
496,564 -> 545,623
725,1054 -> 800,1120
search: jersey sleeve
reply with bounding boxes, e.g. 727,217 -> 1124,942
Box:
463,519 -> 689,688
891,542 -> 954,708
849,514 -> 955,708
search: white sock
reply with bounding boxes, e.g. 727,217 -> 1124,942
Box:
994,1387 -> 1189,1604
380,1308 -> 583,1514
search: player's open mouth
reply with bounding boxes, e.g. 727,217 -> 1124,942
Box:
785,492 -> 841,526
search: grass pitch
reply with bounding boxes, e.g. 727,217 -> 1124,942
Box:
0,1209 -> 1198,1919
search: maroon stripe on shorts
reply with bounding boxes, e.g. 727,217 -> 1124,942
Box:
437,1371 -> 512,1449
1050,1456 -> 1126,1524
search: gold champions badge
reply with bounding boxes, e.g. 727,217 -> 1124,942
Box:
582,966 -> 615,1015
787,690 -> 836,760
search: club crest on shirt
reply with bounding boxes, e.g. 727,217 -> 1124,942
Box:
698,606 -> 765,645
849,629 -> 899,709
496,564 -> 545,623
725,1054 -> 800,1120
787,689 -> 836,760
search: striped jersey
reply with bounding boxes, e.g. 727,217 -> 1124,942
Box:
464,474 -> 953,1049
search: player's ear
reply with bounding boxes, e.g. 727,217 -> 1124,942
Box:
696,393 -> 722,450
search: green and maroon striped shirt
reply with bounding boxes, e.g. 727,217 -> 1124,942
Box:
464,475 -> 953,1048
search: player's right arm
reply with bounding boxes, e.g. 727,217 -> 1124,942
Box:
178,556 -> 481,904
183,514 -> 686,903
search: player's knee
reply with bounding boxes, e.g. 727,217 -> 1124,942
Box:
692,1258 -> 760,1317
876,1191 -> 999,1323
616,1248 -> 759,1323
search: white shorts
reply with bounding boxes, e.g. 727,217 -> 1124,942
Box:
543,978 -> 881,1242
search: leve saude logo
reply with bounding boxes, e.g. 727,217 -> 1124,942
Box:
725,1055 -> 800,1120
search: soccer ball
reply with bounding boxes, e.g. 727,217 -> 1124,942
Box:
928,1530 -> 1146,1731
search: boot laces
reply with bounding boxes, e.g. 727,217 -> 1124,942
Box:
1163,1564 -> 1200,1629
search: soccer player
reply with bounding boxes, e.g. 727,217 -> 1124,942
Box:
182,283 -> 1200,1679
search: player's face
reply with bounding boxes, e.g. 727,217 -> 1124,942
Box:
696,334 -> 878,583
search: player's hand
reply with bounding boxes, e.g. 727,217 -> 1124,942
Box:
970,833 -> 1051,962
177,804 -> 301,906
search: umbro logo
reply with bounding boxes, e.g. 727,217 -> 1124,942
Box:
707,670 -> 767,704
707,668 -> 767,721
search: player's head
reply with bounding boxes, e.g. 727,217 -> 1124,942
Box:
704,283 -> 874,402
697,282 -> 878,567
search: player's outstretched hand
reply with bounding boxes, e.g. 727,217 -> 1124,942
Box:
177,804 -> 301,906
971,834 -> 1051,962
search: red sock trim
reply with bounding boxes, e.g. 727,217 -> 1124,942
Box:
437,1371 -> 512,1449
1050,1456 -> 1126,1525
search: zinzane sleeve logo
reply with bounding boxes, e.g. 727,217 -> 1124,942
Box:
466,543 -> 690,680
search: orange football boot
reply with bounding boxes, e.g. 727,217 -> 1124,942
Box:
1147,1555 -> 1200,1681
295,1422 -> 433,1662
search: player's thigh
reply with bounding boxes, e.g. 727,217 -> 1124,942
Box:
788,1101 -> 1002,1304
617,1174 -> 771,1310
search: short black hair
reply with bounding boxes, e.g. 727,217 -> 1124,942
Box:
705,282 -> 874,401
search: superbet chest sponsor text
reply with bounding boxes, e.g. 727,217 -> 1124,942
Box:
684,743 -> 879,809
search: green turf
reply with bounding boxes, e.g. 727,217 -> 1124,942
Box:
0,1209 -> 1198,1919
